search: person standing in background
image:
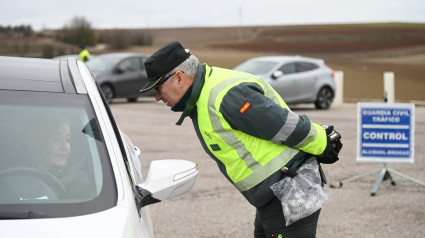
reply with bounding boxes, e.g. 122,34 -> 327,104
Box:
77,44 -> 91,62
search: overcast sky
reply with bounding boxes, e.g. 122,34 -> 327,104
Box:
2,0 -> 425,30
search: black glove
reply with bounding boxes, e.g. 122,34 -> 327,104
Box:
318,125 -> 343,164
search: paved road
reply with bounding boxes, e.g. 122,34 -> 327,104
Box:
110,98 -> 425,238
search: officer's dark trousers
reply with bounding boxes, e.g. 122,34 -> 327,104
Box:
254,196 -> 321,238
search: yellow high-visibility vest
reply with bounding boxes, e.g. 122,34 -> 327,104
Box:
78,49 -> 91,62
196,65 -> 326,192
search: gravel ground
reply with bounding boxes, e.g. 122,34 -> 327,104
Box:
111,98 -> 425,238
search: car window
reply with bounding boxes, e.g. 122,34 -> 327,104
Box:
234,61 -> 278,75
278,63 -> 296,75
0,91 -> 116,218
118,57 -> 142,72
85,57 -> 122,73
295,62 -> 319,73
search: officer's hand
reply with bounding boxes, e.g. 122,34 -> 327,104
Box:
318,125 -> 343,164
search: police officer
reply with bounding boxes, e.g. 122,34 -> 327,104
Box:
140,41 -> 342,238
77,44 -> 91,62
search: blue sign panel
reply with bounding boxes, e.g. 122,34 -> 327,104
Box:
357,103 -> 415,163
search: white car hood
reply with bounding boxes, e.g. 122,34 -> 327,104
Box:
0,204 -> 142,238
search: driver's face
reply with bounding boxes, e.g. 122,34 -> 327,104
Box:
42,122 -> 71,170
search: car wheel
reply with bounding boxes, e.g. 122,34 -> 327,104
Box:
315,87 -> 333,109
127,97 -> 137,102
100,84 -> 114,103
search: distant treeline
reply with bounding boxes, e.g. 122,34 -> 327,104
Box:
0,17 -> 153,59
0,24 -> 33,36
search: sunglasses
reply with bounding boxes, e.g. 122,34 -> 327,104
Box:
153,72 -> 176,92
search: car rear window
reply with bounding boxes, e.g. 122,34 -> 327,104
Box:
0,90 -> 116,218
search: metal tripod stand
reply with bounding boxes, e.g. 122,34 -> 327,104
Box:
330,164 -> 425,196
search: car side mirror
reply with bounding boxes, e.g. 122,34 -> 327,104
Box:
271,71 -> 283,80
134,159 -> 198,209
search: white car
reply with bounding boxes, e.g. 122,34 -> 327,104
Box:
233,56 -> 336,109
0,56 -> 198,237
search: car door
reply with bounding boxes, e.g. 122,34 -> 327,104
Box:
268,62 -> 299,103
97,89 -> 154,237
114,56 -> 148,98
293,61 -> 319,101
121,132 -> 154,237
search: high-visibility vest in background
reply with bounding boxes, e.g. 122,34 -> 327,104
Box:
196,65 -> 327,192
78,49 -> 91,62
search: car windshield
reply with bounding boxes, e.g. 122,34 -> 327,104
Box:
0,90 -> 116,218
233,60 -> 278,75
85,56 -> 122,73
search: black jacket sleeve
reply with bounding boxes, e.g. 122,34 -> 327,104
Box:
220,82 -> 310,146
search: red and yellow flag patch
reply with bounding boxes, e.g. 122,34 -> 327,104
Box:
239,101 -> 251,114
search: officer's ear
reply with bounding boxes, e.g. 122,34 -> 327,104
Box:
176,71 -> 192,87
175,71 -> 182,83
176,71 -> 185,82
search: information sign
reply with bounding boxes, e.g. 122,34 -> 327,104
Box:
357,102 -> 415,163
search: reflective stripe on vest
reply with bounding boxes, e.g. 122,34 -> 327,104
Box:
197,66 -> 300,191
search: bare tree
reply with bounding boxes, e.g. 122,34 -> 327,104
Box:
60,16 -> 97,46
64,16 -> 92,29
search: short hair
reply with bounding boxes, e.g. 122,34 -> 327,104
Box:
167,55 -> 199,78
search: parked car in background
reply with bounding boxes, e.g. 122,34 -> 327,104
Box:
0,56 -> 198,237
85,53 -> 154,103
233,56 -> 336,109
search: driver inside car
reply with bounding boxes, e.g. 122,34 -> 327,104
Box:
0,114 -> 96,201
31,115 -> 96,200
37,116 -> 72,176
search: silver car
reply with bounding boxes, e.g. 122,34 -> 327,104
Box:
0,56 -> 198,237
233,56 -> 336,109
